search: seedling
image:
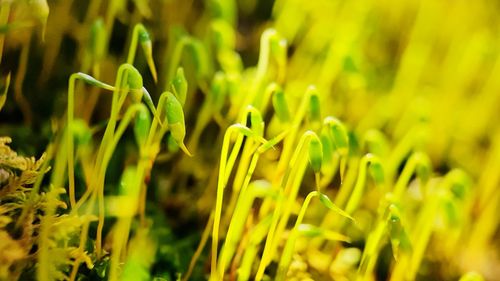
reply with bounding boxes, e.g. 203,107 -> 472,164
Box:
127,23 -> 158,82
344,153 -> 385,216
210,123 -> 268,281
357,200 -> 411,280
256,130 -> 326,280
393,151 -> 432,199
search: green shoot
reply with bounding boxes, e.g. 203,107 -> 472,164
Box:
210,124 -> 267,281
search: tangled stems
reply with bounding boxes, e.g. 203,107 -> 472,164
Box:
255,130 -> 323,281
216,129 -> 287,277
69,64 -> 144,259
210,124 -> 267,281
217,181 -> 273,278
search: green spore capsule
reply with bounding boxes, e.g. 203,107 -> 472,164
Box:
308,91 -> 321,123
326,117 -> 349,154
447,169 -> 472,200
272,87 -> 290,123
164,92 -> 191,156
136,24 -> 158,82
133,104 -> 151,148
126,66 -> 144,93
171,67 -> 187,106
387,205 -> 412,260
308,136 -> 323,174
247,106 -> 264,137
442,194 -> 460,227
413,152 -> 432,184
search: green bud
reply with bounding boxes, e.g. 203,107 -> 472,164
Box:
165,92 -> 183,124
247,106 -> 264,137
324,116 -> 349,155
308,135 -> 323,174
272,87 -> 290,123
133,104 -> 151,148
367,156 -> 385,186
308,87 -> 321,123
171,67 -> 187,106
138,24 -> 151,44
165,92 -> 191,156
125,66 -> 144,92
414,152 -> 432,184
442,195 -> 459,227
445,169 -> 472,200
387,204 -> 412,259
136,24 -> 158,82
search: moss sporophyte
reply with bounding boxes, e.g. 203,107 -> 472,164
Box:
0,1 -> 498,281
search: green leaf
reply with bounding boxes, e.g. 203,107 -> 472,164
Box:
319,193 -> 354,221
